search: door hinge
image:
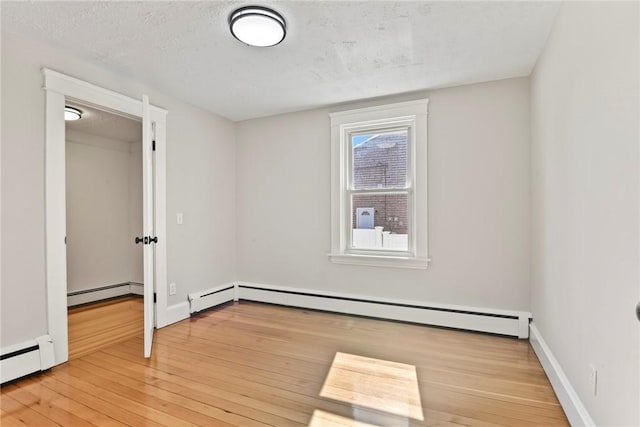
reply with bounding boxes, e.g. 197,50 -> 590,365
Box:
153,292 -> 157,303
152,140 -> 156,151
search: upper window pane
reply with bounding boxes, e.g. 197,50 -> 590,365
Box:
351,129 -> 408,190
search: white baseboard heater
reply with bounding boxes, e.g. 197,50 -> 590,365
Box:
67,282 -> 143,307
188,285 -> 235,314
1,335 -> 55,384
186,282 -> 531,338
237,283 -> 531,338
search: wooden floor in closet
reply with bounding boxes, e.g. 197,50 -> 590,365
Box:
67,296 -> 143,360
1,301 -> 568,426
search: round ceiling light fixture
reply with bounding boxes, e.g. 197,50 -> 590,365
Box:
229,6 -> 286,47
65,106 -> 83,121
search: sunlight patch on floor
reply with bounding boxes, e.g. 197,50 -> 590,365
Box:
308,409 -> 380,427
320,352 -> 424,421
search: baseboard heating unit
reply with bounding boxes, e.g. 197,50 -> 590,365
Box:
236,283 -> 531,338
67,282 -> 143,307
184,282 -> 531,338
188,285 -> 235,314
1,335 -> 55,384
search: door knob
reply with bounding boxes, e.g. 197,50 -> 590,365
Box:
135,237 -> 144,244
149,236 -> 158,244
636,302 -> 640,322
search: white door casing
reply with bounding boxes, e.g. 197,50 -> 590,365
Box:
43,69 -> 167,365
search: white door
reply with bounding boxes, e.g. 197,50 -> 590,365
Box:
142,94 -> 155,357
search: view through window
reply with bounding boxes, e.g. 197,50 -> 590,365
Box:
350,129 -> 409,251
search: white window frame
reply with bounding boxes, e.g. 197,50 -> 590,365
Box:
329,99 -> 430,269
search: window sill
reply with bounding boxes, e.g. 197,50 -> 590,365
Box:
328,253 -> 430,269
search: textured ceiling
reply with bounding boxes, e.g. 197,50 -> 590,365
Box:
66,102 -> 142,143
2,1 -> 560,121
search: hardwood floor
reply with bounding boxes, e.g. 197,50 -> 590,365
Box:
67,296 -> 143,360
1,301 -> 568,426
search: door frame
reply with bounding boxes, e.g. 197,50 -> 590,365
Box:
43,68 -> 168,365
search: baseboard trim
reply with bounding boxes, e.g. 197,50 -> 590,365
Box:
188,284 -> 235,314
236,282 -> 531,338
1,335 -> 55,384
529,323 -> 595,426
165,301 -> 190,326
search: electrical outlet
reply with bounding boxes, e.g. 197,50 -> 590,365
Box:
169,282 -> 177,296
589,364 -> 598,396
176,213 -> 184,225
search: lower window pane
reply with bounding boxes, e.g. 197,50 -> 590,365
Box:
351,193 -> 408,251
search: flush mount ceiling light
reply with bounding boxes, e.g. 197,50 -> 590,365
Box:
64,106 -> 82,121
229,6 -> 286,47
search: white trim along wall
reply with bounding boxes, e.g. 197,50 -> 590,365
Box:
43,68 -> 168,365
529,324 -> 596,426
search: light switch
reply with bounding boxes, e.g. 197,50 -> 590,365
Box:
176,213 -> 184,225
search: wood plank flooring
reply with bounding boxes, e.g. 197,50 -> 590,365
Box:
67,296 -> 143,360
1,301 -> 568,426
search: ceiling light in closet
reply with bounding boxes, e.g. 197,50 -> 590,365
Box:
65,106 -> 83,121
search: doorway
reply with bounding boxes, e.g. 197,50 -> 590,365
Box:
65,102 -> 145,359
43,69 -> 168,365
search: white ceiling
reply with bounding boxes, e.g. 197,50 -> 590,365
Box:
2,1 -> 560,121
66,103 -> 142,143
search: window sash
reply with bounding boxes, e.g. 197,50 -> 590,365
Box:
348,188 -> 412,195
347,190 -> 412,254
349,126 -> 410,191
342,121 -> 416,256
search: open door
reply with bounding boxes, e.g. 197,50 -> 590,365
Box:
142,94 -> 156,357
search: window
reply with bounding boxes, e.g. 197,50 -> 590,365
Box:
351,129 -> 410,251
329,99 -> 429,269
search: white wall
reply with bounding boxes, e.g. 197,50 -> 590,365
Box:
66,130 -> 139,292
166,102 -> 237,301
1,33 -> 46,346
530,2 -> 639,425
1,32 -> 236,348
236,77 -> 531,311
